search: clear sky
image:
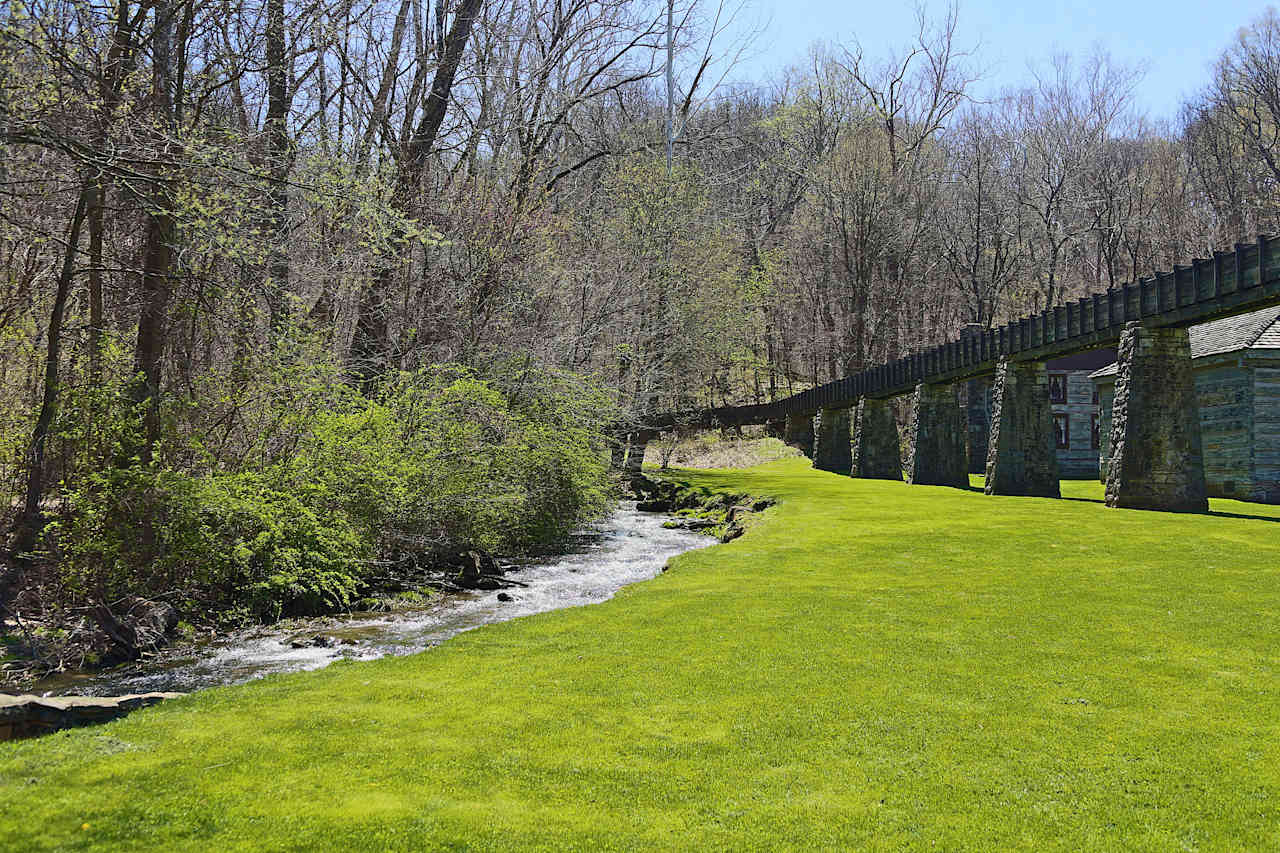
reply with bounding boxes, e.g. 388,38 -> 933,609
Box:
725,0 -> 1278,121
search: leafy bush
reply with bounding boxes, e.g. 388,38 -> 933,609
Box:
291,366 -> 615,555
48,363 -> 617,623
54,468 -> 369,621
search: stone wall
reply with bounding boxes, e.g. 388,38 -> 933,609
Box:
852,397 -> 902,480
0,692 -> 183,740
984,360 -> 1060,497
970,368 -> 1104,479
966,377 -> 992,474
1105,323 -> 1208,511
1097,357 -> 1278,502
782,412 -> 815,458
624,430 -> 654,474
813,407 -> 852,474
906,383 -> 968,488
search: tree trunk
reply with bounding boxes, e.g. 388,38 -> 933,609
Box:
346,0 -> 482,386
131,205 -> 177,463
11,182 -> 91,556
128,0 -> 178,463
87,180 -> 106,385
264,0 -> 292,335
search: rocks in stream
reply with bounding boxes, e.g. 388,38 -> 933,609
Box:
436,547 -> 511,590
661,518 -> 719,531
0,692 -> 184,741
496,592 -> 514,602
286,634 -> 357,649
629,473 -> 775,543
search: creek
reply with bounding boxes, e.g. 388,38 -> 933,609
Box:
29,501 -> 711,698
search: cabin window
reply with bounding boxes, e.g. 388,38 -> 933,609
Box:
1090,414 -> 1100,450
1091,385 -> 1099,405
1049,373 -> 1068,404
1054,414 -> 1070,449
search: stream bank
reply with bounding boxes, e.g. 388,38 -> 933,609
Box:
17,499 -> 716,701
2,475 -> 775,739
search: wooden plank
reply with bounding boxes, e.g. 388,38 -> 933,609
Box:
651,241 -> 1279,424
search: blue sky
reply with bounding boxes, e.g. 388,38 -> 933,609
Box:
724,0 -> 1276,121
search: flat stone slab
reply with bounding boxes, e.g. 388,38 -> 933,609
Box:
0,692 -> 184,740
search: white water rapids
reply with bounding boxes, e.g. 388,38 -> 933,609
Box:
34,502 -> 712,697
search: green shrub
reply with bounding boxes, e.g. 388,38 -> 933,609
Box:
54,468 -> 369,621
291,366 -> 615,555
48,362 -> 616,625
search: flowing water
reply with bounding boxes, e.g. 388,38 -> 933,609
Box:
31,502 -> 712,697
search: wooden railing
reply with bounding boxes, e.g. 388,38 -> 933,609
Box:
638,235 -> 1280,431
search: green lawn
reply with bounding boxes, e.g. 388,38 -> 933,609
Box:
3,459 -> 1279,851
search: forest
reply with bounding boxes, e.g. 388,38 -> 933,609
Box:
2,0 -> 1280,672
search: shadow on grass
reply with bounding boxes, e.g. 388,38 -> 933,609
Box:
1060,494 -> 1280,523
1206,509 -> 1280,523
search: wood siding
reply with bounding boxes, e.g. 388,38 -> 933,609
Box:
1051,371 -> 1101,477
1250,360 -> 1280,501
1195,357 -> 1253,499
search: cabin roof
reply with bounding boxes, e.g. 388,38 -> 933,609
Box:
1089,305 -> 1280,380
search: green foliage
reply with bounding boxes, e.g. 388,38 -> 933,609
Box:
291,365 -> 615,555
53,468 -> 368,621
46,362 -> 616,621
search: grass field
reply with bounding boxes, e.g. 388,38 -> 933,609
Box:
3,459 -> 1279,851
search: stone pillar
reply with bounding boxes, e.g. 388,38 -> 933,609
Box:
984,359 -> 1060,497
907,382 -> 968,488
1105,323 -> 1207,511
966,376 -> 992,474
624,430 -> 653,475
782,412 -> 815,459
852,397 -> 902,480
812,407 -> 853,474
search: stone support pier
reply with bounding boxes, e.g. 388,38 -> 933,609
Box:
812,407 -> 853,473
907,383 -> 968,488
782,412 -> 816,459
1105,323 -> 1208,511
852,397 -> 902,480
609,434 -> 627,469
984,359 -> 1060,497
624,430 -> 654,475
